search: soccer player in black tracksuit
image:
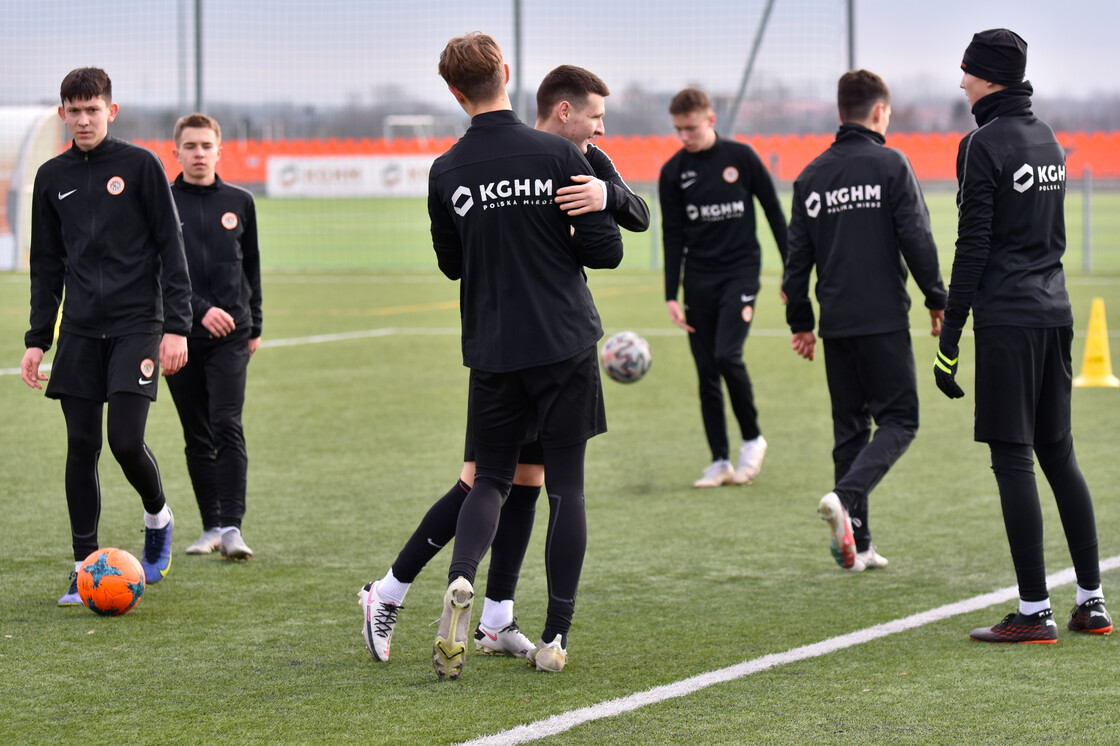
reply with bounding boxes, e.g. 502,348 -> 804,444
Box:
21,68 -> 191,602
360,65 -> 647,666
935,30 -> 1110,642
167,114 -> 263,562
784,70 -> 947,573
424,34 -> 623,679
660,87 -> 788,489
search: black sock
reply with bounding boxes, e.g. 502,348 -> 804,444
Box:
391,480 -> 470,583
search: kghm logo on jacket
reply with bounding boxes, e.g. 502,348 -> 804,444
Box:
805,183 -> 882,218
685,201 -> 745,222
1013,162 -> 1065,193
451,178 -> 555,216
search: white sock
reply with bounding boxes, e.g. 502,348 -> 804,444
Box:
480,598 -> 514,629
376,568 -> 409,605
1077,585 -> 1104,606
1019,597 -> 1051,616
144,505 -> 172,529
74,561 -> 82,573
219,526 -> 240,535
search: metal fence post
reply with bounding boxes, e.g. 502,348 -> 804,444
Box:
1083,167 -> 1092,274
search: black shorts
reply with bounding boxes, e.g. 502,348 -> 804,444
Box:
46,333 -> 161,402
468,345 -> 606,452
974,325 -> 1073,445
463,424 -> 545,464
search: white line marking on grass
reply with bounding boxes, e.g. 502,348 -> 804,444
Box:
458,555 -> 1120,746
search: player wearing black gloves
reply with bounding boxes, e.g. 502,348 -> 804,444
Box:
933,325 -> 963,398
941,29 -> 1110,643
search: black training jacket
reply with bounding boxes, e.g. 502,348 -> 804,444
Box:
659,135 -> 788,301
585,143 -> 650,233
428,110 -> 624,372
171,174 -> 263,339
946,83 -> 1072,331
27,136 -> 191,351
784,123 -> 946,338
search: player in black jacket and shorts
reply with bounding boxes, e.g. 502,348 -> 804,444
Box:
167,113 -> 263,562
359,65 -> 648,666
784,70 -> 946,573
425,34 -> 623,678
935,29 -> 1110,642
21,68 -> 191,602
659,88 -> 788,488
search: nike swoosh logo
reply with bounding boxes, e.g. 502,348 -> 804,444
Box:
138,378 -> 153,385
681,179 -> 697,189
58,189 -> 77,200
483,630 -> 498,641
426,539 -> 443,548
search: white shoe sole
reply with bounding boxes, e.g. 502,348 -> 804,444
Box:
433,578 -> 473,680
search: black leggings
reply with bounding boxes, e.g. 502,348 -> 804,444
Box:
989,434 -> 1100,601
451,441 -> 587,646
61,394 -> 167,561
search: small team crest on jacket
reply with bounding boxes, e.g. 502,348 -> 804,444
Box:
722,166 -> 739,183
106,176 -> 125,195
139,358 -> 155,379
221,212 -> 239,230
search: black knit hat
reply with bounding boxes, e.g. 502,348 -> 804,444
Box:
961,28 -> 1027,85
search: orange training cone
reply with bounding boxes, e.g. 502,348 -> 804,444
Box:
1073,297 -> 1120,388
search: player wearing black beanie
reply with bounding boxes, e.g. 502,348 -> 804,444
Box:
937,29 -> 1111,644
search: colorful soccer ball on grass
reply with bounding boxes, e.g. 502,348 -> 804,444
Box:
600,331 -> 652,383
77,548 -> 145,616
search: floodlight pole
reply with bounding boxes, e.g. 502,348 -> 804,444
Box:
724,0 -> 776,137
848,0 -> 856,70
194,0 -> 204,113
513,0 -> 525,120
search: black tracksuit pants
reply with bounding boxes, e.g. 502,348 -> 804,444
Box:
166,329 -> 251,530
823,330 -> 918,551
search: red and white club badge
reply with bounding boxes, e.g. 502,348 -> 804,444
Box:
106,176 -> 125,195
139,358 -> 155,379
722,166 -> 740,183
221,212 -> 239,230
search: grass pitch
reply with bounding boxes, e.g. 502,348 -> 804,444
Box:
2,199 -> 1120,744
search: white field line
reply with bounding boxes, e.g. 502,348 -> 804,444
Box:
3,322 -> 1117,378
457,555 -> 1120,746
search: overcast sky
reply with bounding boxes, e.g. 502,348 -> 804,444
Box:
1,0 -> 1116,110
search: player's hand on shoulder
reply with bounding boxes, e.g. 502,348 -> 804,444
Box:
556,174 -> 607,216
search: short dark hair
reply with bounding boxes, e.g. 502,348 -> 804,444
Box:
837,69 -> 890,123
669,87 -> 711,116
174,113 -> 222,145
438,32 -> 505,103
60,67 -> 112,105
536,65 -> 609,116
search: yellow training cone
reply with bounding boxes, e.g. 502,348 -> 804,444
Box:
1073,297 -> 1120,388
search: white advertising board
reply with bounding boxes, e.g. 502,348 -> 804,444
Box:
266,155 -> 435,197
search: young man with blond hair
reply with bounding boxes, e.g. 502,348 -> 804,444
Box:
167,112 -> 262,562
423,33 -> 623,679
